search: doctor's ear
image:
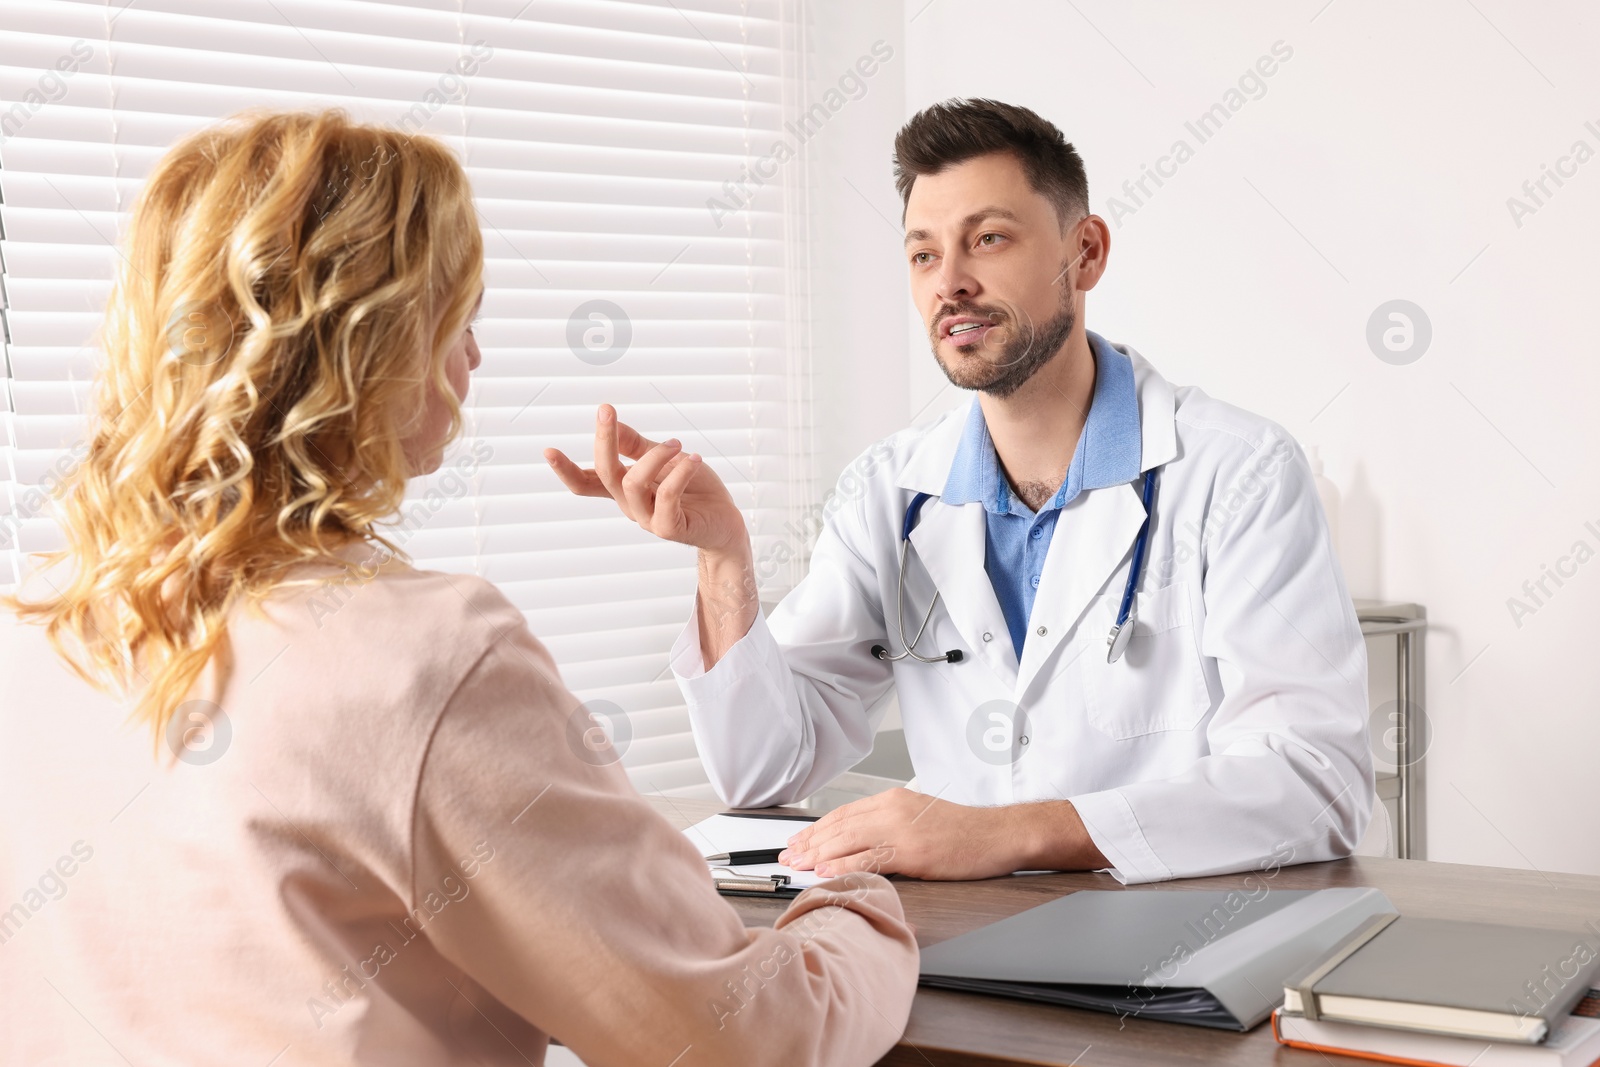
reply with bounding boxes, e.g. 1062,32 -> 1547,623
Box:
1063,214 -> 1110,292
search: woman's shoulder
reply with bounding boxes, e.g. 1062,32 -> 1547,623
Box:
232,549 -> 538,731
284,550 -> 523,635
201,551 -> 546,818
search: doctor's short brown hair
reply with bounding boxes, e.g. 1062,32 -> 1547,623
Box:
892,98 -> 1089,228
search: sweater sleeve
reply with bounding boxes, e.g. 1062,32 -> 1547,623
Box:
410,615 -> 919,1067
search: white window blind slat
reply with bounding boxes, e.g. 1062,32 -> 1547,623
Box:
0,0 -> 815,798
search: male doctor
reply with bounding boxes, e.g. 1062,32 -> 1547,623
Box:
546,98 -> 1373,885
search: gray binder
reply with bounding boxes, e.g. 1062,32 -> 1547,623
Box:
918,886 -> 1396,1030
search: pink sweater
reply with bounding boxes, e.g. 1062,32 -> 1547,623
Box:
0,551 -> 917,1065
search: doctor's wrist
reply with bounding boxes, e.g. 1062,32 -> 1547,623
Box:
697,544 -> 755,602
696,546 -> 758,668
1007,800 -> 1112,873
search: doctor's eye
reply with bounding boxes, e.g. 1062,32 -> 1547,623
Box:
912,251 -> 935,266
977,232 -> 1006,248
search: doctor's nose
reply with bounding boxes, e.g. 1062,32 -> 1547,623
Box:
934,252 -> 981,306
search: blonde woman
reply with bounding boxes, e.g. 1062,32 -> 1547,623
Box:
0,111 -> 916,1066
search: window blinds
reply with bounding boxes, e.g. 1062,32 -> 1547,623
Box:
0,0 -> 815,797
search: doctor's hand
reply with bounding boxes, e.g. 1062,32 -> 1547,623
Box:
544,405 -> 748,556
777,788 -> 1112,882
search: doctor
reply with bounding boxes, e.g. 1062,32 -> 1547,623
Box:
546,98 -> 1373,885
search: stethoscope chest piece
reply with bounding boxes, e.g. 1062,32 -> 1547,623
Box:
1104,467 -> 1159,665
1106,611 -> 1136,663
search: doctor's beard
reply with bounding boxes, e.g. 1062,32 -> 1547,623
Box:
928,291 -> 1076,399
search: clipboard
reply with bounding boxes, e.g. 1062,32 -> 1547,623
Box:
711,870 -> 804,897
686,811 -> 821,899
716,811 -> 821,822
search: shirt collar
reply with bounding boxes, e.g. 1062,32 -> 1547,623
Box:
940,330 -> 1143,514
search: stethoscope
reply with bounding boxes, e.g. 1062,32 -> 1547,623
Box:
870,467 -> 1159,667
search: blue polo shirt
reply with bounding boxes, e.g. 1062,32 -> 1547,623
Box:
940,331 -> 1143,658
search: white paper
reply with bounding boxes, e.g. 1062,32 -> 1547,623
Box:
683,814 -> 824,890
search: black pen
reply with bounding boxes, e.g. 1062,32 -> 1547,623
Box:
704,848 -> 786,866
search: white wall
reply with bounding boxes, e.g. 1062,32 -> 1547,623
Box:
802,5 -> 911,732
805,5 -> 911,489
808,0 -> 1600,875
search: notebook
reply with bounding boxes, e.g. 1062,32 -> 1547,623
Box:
917,885 -> 1397,1030
1281,917 -> 1600,1043
682,812 -> 822,897
1273,988 -> 1600,1066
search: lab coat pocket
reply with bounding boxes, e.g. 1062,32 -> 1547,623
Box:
1079,580 -> 1210,740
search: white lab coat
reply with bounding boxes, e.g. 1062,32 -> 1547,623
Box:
671,342 -> 1373,884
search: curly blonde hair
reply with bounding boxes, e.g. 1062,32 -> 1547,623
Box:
3,109 -> 484,740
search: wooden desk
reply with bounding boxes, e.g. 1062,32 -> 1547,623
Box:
648,795 -> 1600,1067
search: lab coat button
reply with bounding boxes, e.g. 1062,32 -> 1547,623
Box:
1036,626 -> 1048,636
982,631 -> 993,642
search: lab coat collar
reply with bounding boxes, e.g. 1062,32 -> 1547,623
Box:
894,335 -> 1178,695
895,335 -> 1178,496
1015,476 -> 1149,695
904,470 -> 1151,696
906,496 -> 1019,686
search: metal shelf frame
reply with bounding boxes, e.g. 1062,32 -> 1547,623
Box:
1356,600 -> 1427,859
